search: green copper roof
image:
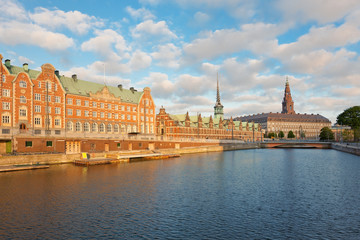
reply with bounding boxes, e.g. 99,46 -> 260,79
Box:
7,65 -> 41,79
59,75 -> 143,104
6,63 -> 143,104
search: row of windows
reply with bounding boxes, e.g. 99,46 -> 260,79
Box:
66,122 -> 137,133
25,140 -> 53,148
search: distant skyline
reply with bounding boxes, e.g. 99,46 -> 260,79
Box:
1,0 -> 359,123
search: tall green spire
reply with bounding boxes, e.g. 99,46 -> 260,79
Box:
214,73 -> 224,119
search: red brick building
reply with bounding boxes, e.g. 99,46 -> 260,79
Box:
0,54 -> 156,154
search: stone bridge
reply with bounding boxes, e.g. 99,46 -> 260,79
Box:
261,141 -> 332,149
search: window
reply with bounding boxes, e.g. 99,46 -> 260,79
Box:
92,111 -> 97,117
92,123 -> 98,132
55,119 -> 61,126
117,143 -> 121,148
46,107 -> 51,114
67,109 -> 73,116
115,114 -> 118,119
150,109 -> 153,114
150,117 -> 153,122
115,105 -> 118,110
107,124 -> 112,132
76,99 -> 81,106
19,109 -> 27,117
45,82 -> 51,90
84,122 -> 90,132
121,106 -> 125,111
76,110 -> 81,116
75,122 -> 81,132
92,102 -> 97,107
84,110 -> 89,117
55,96 -> 61,103
20,96 -> 26,103
114,124 -> 119,133
99,123 -> 105,133
38,82 -> 41,88
34,117 -> 41,125
127,115 -> 131,120
35,105 -> 41,113
67,98 -> 73,105
133,107 -> 136,112
108,104 -> 111,109
100,112 -> 104,118
66,121 -> 73,131
55,107 -> 61,114
121,114 -> 125,120
84,101 -> 89,107
2,89 -> 10,97
127,106 -> 130,111
54,84 -> 58,91
2,102 -> 10,110
133,115 -> 136,121
2,75 -> 6,82
108,113 -> 112,118
47,95 -> 51,102
25,141 -> 32,147
141,108 -> 144,113
19,81 -> 27,88
100,103 -> 104,108
2,115 -> 10,124
46,141 -> 53,147
141,116 -> 144,121
35,93 -> 41,100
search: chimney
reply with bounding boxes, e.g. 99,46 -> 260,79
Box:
23,63 -> 28,72
130,87 -> 135,93
72,74 -> 77,82
118,84 -> 123,90
5,59 -> 10,68
55,70 -> 59,76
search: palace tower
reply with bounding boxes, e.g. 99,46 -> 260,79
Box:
281,77 -> 295,114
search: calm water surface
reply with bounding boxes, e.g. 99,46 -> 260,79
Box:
1,149 -> 360,239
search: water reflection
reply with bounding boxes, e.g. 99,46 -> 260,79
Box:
0,149 -> 359,239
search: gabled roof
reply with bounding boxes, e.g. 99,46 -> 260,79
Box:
5,63 -> 144,104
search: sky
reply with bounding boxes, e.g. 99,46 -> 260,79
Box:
1,0 -> 360,123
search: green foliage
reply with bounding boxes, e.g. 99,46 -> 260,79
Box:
287,130 -> 295,138
337,106 -> 360,129
278,131 -> 284,139
319,127 -> 334,141
267,132 -> 277,138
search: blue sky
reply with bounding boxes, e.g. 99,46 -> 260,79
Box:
1,0 -> 360,123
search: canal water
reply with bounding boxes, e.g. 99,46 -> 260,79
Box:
0,149 -> 359,239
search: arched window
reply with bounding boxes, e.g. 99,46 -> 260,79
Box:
99,123 -> 105,133
19,81 -> 27,88
83,122 -> 90,132
66,121 -> 73,131
114,124 -> 119,133
75,122 -> 81,132
92,123 -> 98,132
132,125 -> 137,132
127,125 -> 131,132
107,124 -> 112,133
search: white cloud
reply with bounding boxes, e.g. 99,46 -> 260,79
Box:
0,21 -> 74,51
81,29 -> 130,61
140,72 -> 175,98
18,56 -> 34,65
151,43 -> 181,68
30,7 -> 104,35
276,0 -> 359,24
132,20 -> 177,39
129,50 -> 152,70
126,6 -> 155,20
0,0 -> 28,21
194,12 -> 210,24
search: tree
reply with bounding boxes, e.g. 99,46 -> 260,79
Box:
319,127 -> 334,141
268,132 -> 275,138
278,131 -> 284,139
337,106 -> 360,141
287,131 -> 295,138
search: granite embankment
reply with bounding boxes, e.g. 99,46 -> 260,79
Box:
332,143 -> 360,156
0,143 -> 260,166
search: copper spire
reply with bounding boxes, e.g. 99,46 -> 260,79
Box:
216,72 -> 221,105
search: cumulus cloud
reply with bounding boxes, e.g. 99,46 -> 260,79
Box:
132,20 -> 177,39
151,43 -> 181,68
126,6 -> 155,20
140,72 -> 175,98
276,0 -> 359,24
129,50 -> 152,70
194,12 -> 210,24
81,29 -> 130,61
30,7 -> 104,35
18,56 -> 35,65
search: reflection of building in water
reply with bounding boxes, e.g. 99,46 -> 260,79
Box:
236,78 -> 331,139
156,75 -> 262,141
